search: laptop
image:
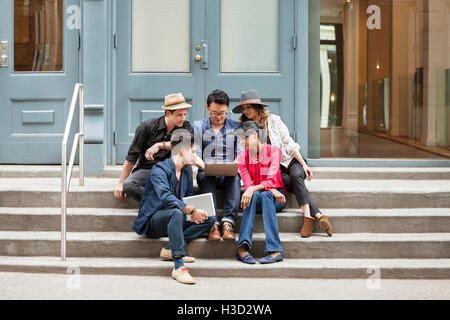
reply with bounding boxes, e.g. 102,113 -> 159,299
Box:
182,193 -> 216,220
204,162 -> 239,177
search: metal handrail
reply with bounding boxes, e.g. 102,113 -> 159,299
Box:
61,83 -> 84,261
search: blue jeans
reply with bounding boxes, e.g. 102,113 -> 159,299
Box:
197,170 -> 241,227
146,208 -> 216,258
238,190 -> 285,254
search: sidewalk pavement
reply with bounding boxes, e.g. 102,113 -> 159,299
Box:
1,272 -> 449,300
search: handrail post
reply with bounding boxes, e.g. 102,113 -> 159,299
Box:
61,83 -> 84,262
79,85 -> 84,186
61,142 -> 67,262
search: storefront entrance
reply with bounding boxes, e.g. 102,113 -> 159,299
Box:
317,0 -> 450,160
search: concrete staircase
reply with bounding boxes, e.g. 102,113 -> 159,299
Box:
0,165 -> 449,279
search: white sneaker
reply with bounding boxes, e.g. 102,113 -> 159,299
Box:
172,267 -> 196,285
160,248 -> 196,263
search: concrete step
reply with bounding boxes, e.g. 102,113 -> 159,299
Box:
1,178 -> 449,209
2,165 -> 450,180
0,256 -> 449,279
1,207 -> 450,234
1,231 -> 449,259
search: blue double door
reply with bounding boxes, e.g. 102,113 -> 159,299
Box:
0,0 -> 80,164
115,0 -> 296,163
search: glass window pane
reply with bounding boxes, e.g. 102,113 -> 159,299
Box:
14,0 -> 63,72
320,44 -> 341,128
221,0 -> 279,73
316,0 -> 449,160
132,0 -> 190,73
320,25 -> 336,41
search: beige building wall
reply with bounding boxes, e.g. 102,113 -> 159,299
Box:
391,0 -> 423,138
435,0 -> 450,147
422,0 -> 449,146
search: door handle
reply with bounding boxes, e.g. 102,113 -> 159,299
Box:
0,41 -> 8,68
194,40 -> 208,69
200,40 -> 208,69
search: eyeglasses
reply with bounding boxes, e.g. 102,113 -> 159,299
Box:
209,111 -> 228,117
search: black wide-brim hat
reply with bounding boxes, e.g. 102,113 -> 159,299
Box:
232,89 -> 269,114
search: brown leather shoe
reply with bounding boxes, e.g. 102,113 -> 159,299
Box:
222,222 -> 236,241
300,217 -> 315,238
319,215 -> 333,237
208,224 -> 221,240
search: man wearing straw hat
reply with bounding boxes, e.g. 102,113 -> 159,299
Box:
114,92 -> 195,202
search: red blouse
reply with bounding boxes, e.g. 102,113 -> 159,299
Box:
236,144 -> 287,194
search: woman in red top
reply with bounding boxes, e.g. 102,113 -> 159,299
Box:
234,121 -> 286,264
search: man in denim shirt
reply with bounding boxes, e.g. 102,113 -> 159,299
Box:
193,90 -> 243,241
132,129 -> 216,284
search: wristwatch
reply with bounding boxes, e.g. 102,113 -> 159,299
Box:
189,207 -> 196,215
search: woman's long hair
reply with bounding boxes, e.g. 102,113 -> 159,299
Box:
239,105 -> 270,135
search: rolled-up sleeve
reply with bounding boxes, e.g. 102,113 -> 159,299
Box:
125,123 -> 146,164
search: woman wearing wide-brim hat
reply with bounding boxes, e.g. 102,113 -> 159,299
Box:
232,89 -> 333,238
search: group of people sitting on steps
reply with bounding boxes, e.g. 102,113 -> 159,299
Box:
113,89 -> 333,285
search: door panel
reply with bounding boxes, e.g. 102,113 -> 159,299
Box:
131,0 -> 191,73
115,0 -> 205,162
219,0 -> 280,73
205,0 -> 296,129
0,0 -> 80,164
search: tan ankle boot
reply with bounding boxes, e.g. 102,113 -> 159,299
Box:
300,217 -> 315,238
319,215 -> 333,237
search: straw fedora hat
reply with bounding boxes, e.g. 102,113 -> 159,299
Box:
162,93 -> 192,111
232,89 -> 268,114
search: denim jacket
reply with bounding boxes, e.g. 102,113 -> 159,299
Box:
131,158 -> 194,235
